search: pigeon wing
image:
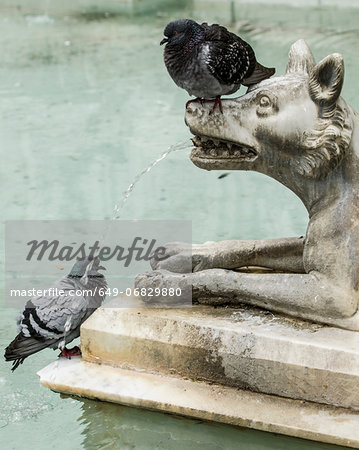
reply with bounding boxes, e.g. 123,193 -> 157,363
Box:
201,23 -> 256,85
26,277 -> 94,340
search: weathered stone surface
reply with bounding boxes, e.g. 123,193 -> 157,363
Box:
80,297 -> 359,411
38,357 -> 359,448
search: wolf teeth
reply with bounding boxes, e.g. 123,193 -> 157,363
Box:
191,136 -> 202,147
194,135 -> 257,159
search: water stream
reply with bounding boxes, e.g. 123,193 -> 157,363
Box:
96,139 -> 191,248
111,139 -> 191,220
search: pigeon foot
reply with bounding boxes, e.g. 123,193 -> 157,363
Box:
58,346 -> 81,359
186,96 -> 223,114
209,96 -> 223,115
186,97 -> 205,109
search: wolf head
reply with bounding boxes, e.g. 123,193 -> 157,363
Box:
186,40 -> 353,181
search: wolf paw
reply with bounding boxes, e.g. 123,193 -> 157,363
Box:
150,242 -> 215,273
134,269 -> 193,305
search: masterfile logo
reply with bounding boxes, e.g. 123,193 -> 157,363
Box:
25,237 -> 167,266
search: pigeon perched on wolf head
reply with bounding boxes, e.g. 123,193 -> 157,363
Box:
160,19 -> 275,113
5,256 -> 106,371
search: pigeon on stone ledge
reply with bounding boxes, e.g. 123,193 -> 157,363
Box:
4,256 -> 107,371
160,19 -> 275,113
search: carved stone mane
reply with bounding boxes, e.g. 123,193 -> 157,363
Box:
287,40 -> 353,179
299,101 -> 352,179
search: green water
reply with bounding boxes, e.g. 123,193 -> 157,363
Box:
0,1 -> 358,448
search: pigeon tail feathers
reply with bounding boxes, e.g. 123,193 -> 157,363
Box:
4,332 -> 57,371
242,62 -> 275,86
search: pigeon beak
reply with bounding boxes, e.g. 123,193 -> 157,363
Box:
160,38 -> 168,46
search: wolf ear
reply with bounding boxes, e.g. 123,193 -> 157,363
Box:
309,54 -> 344,111
286,40 -> 316,75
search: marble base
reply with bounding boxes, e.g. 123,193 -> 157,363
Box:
38,296 -> 359,447
38,357 -> 359,448
80,297 -> 359,410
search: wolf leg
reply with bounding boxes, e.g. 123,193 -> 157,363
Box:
151,237 -> 305,273
135,268 -> 357,325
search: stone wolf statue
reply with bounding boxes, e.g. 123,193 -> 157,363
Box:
136,40 -> 359,330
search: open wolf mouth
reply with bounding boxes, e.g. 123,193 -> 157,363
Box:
191,135 -> 258,160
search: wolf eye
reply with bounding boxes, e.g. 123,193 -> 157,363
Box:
259,95 -> 271,107
256,92 -> 277,117
174,31 -> 179,35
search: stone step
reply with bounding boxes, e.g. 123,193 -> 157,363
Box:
38,357 -> 359,449
80,296 -> 359,410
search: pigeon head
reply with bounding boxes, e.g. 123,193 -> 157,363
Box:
160,19 -> 203,47
68,256 -> 106,278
